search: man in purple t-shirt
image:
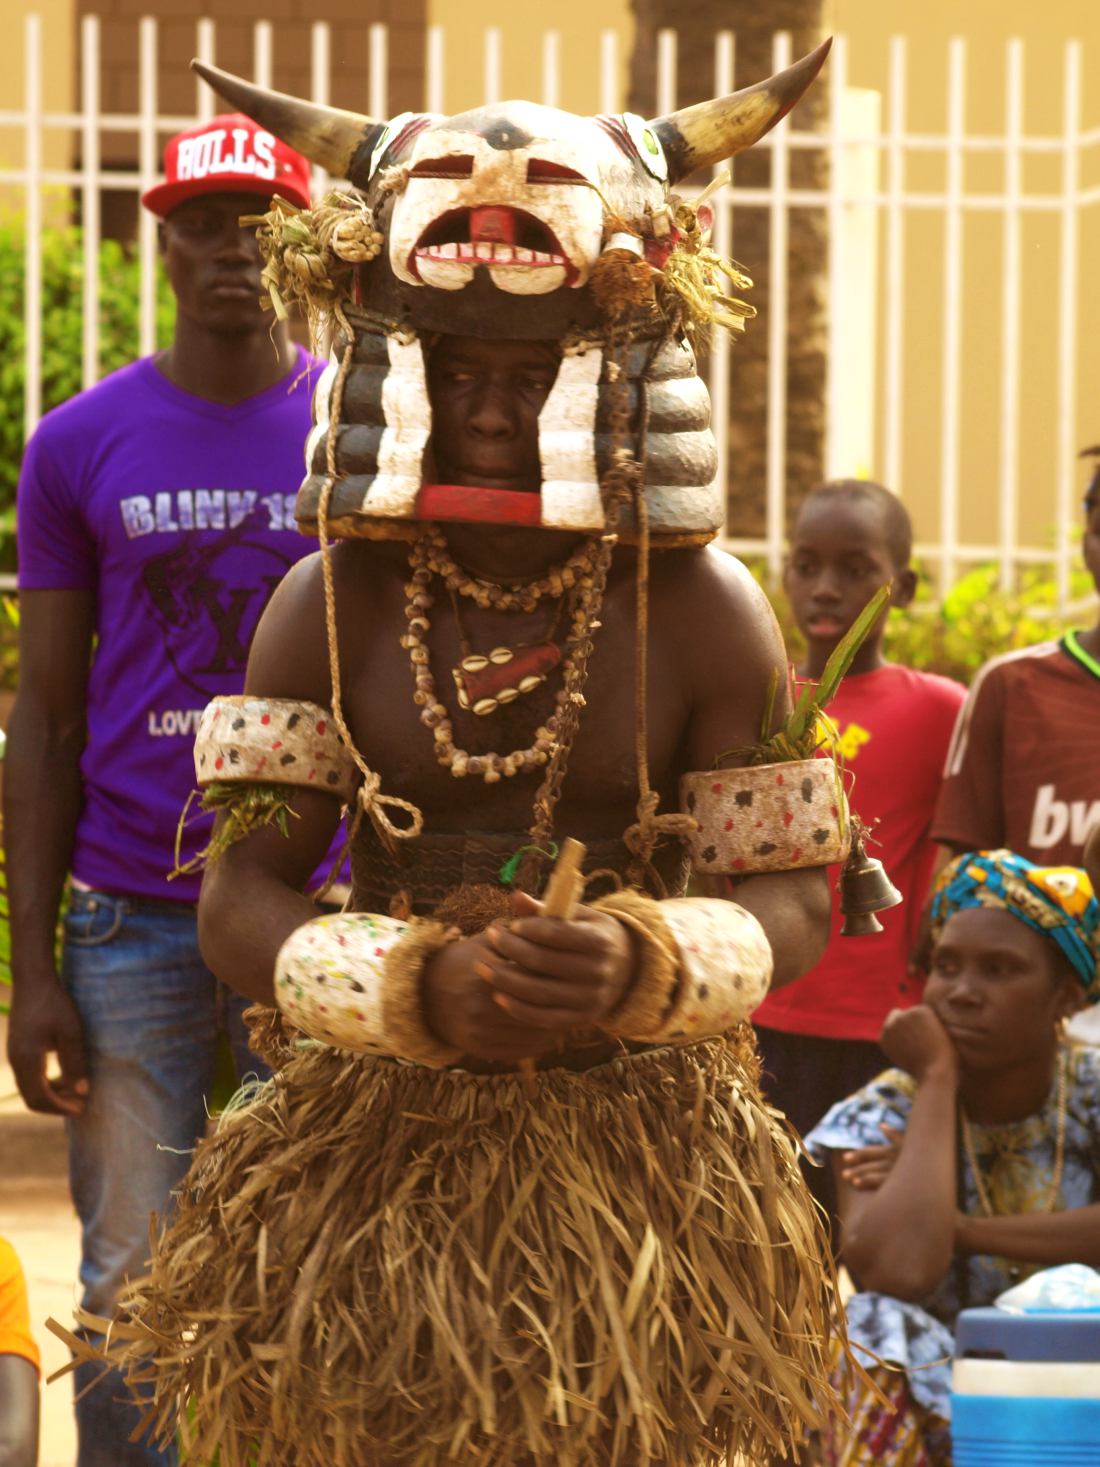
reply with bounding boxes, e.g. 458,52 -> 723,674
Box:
4,115 -> 318,1467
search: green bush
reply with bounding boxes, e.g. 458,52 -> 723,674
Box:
0,212 -> 176,571
760,559 -> 1097,685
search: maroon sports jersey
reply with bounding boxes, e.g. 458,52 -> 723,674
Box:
932,633 -> 1100,866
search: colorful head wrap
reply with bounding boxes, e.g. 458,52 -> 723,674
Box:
930,849 -> 1099,997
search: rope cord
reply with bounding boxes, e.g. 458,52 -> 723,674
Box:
315,305 -> 425,876
622,341 -> 698,892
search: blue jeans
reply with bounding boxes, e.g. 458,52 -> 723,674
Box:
61,890 -> 270,1467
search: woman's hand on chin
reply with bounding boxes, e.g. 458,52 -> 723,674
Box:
880,1004 -> 959,1085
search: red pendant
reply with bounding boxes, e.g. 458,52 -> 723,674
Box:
453,641 -> 562,716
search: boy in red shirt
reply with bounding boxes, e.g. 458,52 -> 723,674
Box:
754,481 -> 966,1193
932,457 -> 1100,864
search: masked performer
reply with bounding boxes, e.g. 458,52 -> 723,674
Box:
71,39 -> 864,1467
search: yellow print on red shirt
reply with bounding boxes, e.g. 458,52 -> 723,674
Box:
820,720 -> 873,761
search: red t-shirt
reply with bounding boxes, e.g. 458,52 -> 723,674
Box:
754,663 -> 966,1042
932,634 -> 1100,866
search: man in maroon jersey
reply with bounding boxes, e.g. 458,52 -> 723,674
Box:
932,454 -> 1100,866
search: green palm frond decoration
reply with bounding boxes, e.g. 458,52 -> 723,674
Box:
716,583 -> 892,767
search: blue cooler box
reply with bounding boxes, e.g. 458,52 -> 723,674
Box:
952,1306 -> 1100,1465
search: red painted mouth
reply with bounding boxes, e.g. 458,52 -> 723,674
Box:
417,483 -> 543,525
409,206 -> 576,283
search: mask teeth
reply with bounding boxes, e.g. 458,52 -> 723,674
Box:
415,243 -> 565,266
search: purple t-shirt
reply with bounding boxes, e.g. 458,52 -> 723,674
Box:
17,349 -> 324,902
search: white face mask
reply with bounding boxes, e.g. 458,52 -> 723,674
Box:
384,103 -> 666,298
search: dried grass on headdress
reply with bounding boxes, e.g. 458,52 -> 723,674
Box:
242,190 -> 383,346
589,249 -> 658,322
63,1034 -> 849,1466
657,201 -> 755,345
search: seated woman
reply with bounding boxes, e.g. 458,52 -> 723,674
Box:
804,849 -> 1100,1466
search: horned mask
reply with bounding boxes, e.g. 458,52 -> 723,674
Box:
194,42 -> 829,544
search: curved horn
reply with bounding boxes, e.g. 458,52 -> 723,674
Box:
190,60 -> 379,180
650,37 -> 831,183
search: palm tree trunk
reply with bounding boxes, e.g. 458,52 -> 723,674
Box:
629,1 -> 828,541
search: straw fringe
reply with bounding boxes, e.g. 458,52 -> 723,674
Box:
88,1032 -> 847,1466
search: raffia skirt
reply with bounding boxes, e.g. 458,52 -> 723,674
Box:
81,1026 -> 845,1466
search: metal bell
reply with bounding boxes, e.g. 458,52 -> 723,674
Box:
838,826 -> 903,937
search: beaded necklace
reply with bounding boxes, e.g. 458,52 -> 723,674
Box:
417,525 -> 602,612
402,531 -> 603,784
959,1046 -> 1069,1218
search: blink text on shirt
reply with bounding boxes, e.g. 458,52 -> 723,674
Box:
120,490 -> 299,538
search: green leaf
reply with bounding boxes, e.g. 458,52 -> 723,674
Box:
719,583 -> 892,767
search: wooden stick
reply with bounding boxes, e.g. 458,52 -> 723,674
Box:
540,837 -> 586,920
519,838 -> 587,1095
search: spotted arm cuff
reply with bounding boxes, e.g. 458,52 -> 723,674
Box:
274,912 -> 462,1066
680,758 -> 849,875
194,695 -> 359,803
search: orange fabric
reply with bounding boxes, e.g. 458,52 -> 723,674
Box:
0,1236 -> 40,1374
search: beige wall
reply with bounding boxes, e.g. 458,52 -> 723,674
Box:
425,0 -> 633,116
0,0 -> 77,218
428,0 -> 1100,569
833,0 -> 1100,563
6,0 -> 1097,568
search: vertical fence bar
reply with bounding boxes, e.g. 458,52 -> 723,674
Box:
710,30 -> 733,536
997,39 -> 1023,592
368,23 -> 388,119
882,36 -> 906,495
138,18 -> 159,359
766,29 -> 793,582
310,22 -> 331,193
253,20 -> 273,88
937,37 -> 965,594
195,20 -> 216,122
656,29 -> 676,116
1054,40 -> 1081,610
426,25 -> 445,113
541,31 -> 560,108
81,15 -> 101,391
484,28 -> 502,105
823,33 -> 847,479
599,30 -> 618,114
23,14 -> 43,440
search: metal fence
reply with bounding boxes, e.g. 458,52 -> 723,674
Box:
1,17 -> 1098,608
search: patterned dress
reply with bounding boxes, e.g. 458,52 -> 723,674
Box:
804,1043 -> 1100,1451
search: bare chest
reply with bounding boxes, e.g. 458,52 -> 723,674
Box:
338,569 -> 690,839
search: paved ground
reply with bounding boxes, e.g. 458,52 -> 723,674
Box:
1,1015 -> 81,1467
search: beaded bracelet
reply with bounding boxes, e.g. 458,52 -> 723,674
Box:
596,892 -> 773,1043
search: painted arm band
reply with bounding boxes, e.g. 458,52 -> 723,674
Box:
595,890 -> 772,1042
194,695 -> 359,803
680,757 -> 848,875
274,912 -> 463,1067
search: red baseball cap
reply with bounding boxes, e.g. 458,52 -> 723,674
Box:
142,112 -> 311,218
